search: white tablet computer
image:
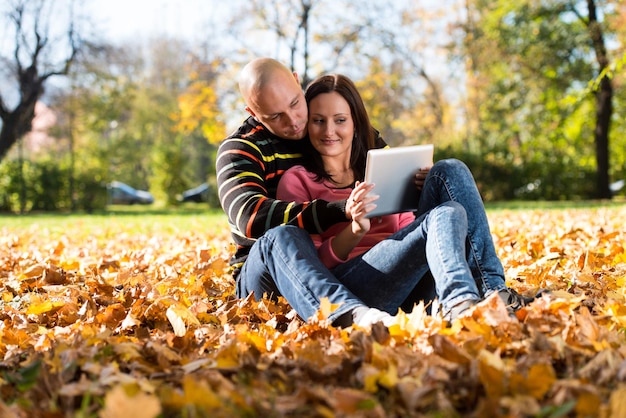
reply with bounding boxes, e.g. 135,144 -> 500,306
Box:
364,144 -> 434,217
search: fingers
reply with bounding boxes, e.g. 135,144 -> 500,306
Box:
351,200 -> 376,218
351,181 -> 378,202
349,182 -> 377,210
347,181 -> 378,219
414,167 -> 430,190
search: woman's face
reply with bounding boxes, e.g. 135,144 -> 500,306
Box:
307,91 -> 354,161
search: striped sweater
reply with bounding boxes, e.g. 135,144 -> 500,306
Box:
216,116 -> 348,273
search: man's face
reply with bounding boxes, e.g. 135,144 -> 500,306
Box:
247,71 -> 308,141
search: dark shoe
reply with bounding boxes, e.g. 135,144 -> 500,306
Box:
445,299 -> 478,322
498,288 -> 534,313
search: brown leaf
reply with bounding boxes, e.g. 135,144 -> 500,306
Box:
428,334 -> 472,364
42,264 -> 67,285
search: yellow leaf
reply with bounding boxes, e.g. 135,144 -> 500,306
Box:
610,387 -> 626,418
245,331 -> 270,352
166,306 -> 187,337
526,363 -> 556,399
575,390 -> 601,417
215,341 -> 240,369
26,295 -> 65,315
163,375 -> 222,410
319,297 -> 341,319
99,385 -> 161,418
378,362 -> 398,389
510,363 -> 556,399
166,303 -> 200,337
359,364 -> 381,393
27,299 -> 54,315
478,350 -> 507,398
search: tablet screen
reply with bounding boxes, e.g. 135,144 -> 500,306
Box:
364,144 -> 434,217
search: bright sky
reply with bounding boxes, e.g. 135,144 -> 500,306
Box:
84,0 -> 233,44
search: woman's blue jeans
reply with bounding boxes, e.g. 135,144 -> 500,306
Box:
237,159 -> 506,323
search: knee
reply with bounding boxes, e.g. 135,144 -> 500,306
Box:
436,201 -> 467,224
432,158 -> 472,179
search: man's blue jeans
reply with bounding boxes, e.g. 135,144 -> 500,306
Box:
237,159 -> 506,323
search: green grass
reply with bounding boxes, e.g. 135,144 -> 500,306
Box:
484,198 -> 626,211
2,199 -> 625,237
0,205 -> 229,236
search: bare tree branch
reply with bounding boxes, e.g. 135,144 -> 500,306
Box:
0,0 -> 83,162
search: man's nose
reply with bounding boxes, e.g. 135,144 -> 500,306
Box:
285,110 -> 298,126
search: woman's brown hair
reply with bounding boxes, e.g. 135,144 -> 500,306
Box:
304,74 -> 377,184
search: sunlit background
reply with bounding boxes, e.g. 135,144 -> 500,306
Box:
0,0 -> 624,213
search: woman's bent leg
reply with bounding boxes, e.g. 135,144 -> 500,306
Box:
418,159 -> 506,295
424,201 -> 482,315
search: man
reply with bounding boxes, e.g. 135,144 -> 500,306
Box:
216,57 -> 532,327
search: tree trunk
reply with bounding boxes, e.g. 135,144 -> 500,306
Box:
0,123 -> 15,162
588,0 -> 612,199
0,94 -> 38,161
594,75 -> 612,199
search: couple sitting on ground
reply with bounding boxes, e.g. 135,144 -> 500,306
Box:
216,57 -> 535,328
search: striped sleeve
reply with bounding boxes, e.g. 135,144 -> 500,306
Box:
216,137 -> 346,241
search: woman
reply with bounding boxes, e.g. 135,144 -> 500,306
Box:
277,74 -> 486,322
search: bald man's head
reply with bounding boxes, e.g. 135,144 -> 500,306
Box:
238,58 -> 308,140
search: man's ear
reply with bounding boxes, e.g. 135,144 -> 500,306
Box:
245,106 -> 256,118
293,72 -> 300,84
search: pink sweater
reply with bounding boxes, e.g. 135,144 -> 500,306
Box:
277,165 -> 415,269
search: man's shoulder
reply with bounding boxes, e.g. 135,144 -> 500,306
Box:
225,117 -> 274,143
220,117 -> 304,157
221,117 -> 279,151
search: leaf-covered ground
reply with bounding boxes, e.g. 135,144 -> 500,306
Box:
1,207 -> 626,418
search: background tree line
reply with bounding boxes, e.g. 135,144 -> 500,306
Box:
0,0 -> 624,213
